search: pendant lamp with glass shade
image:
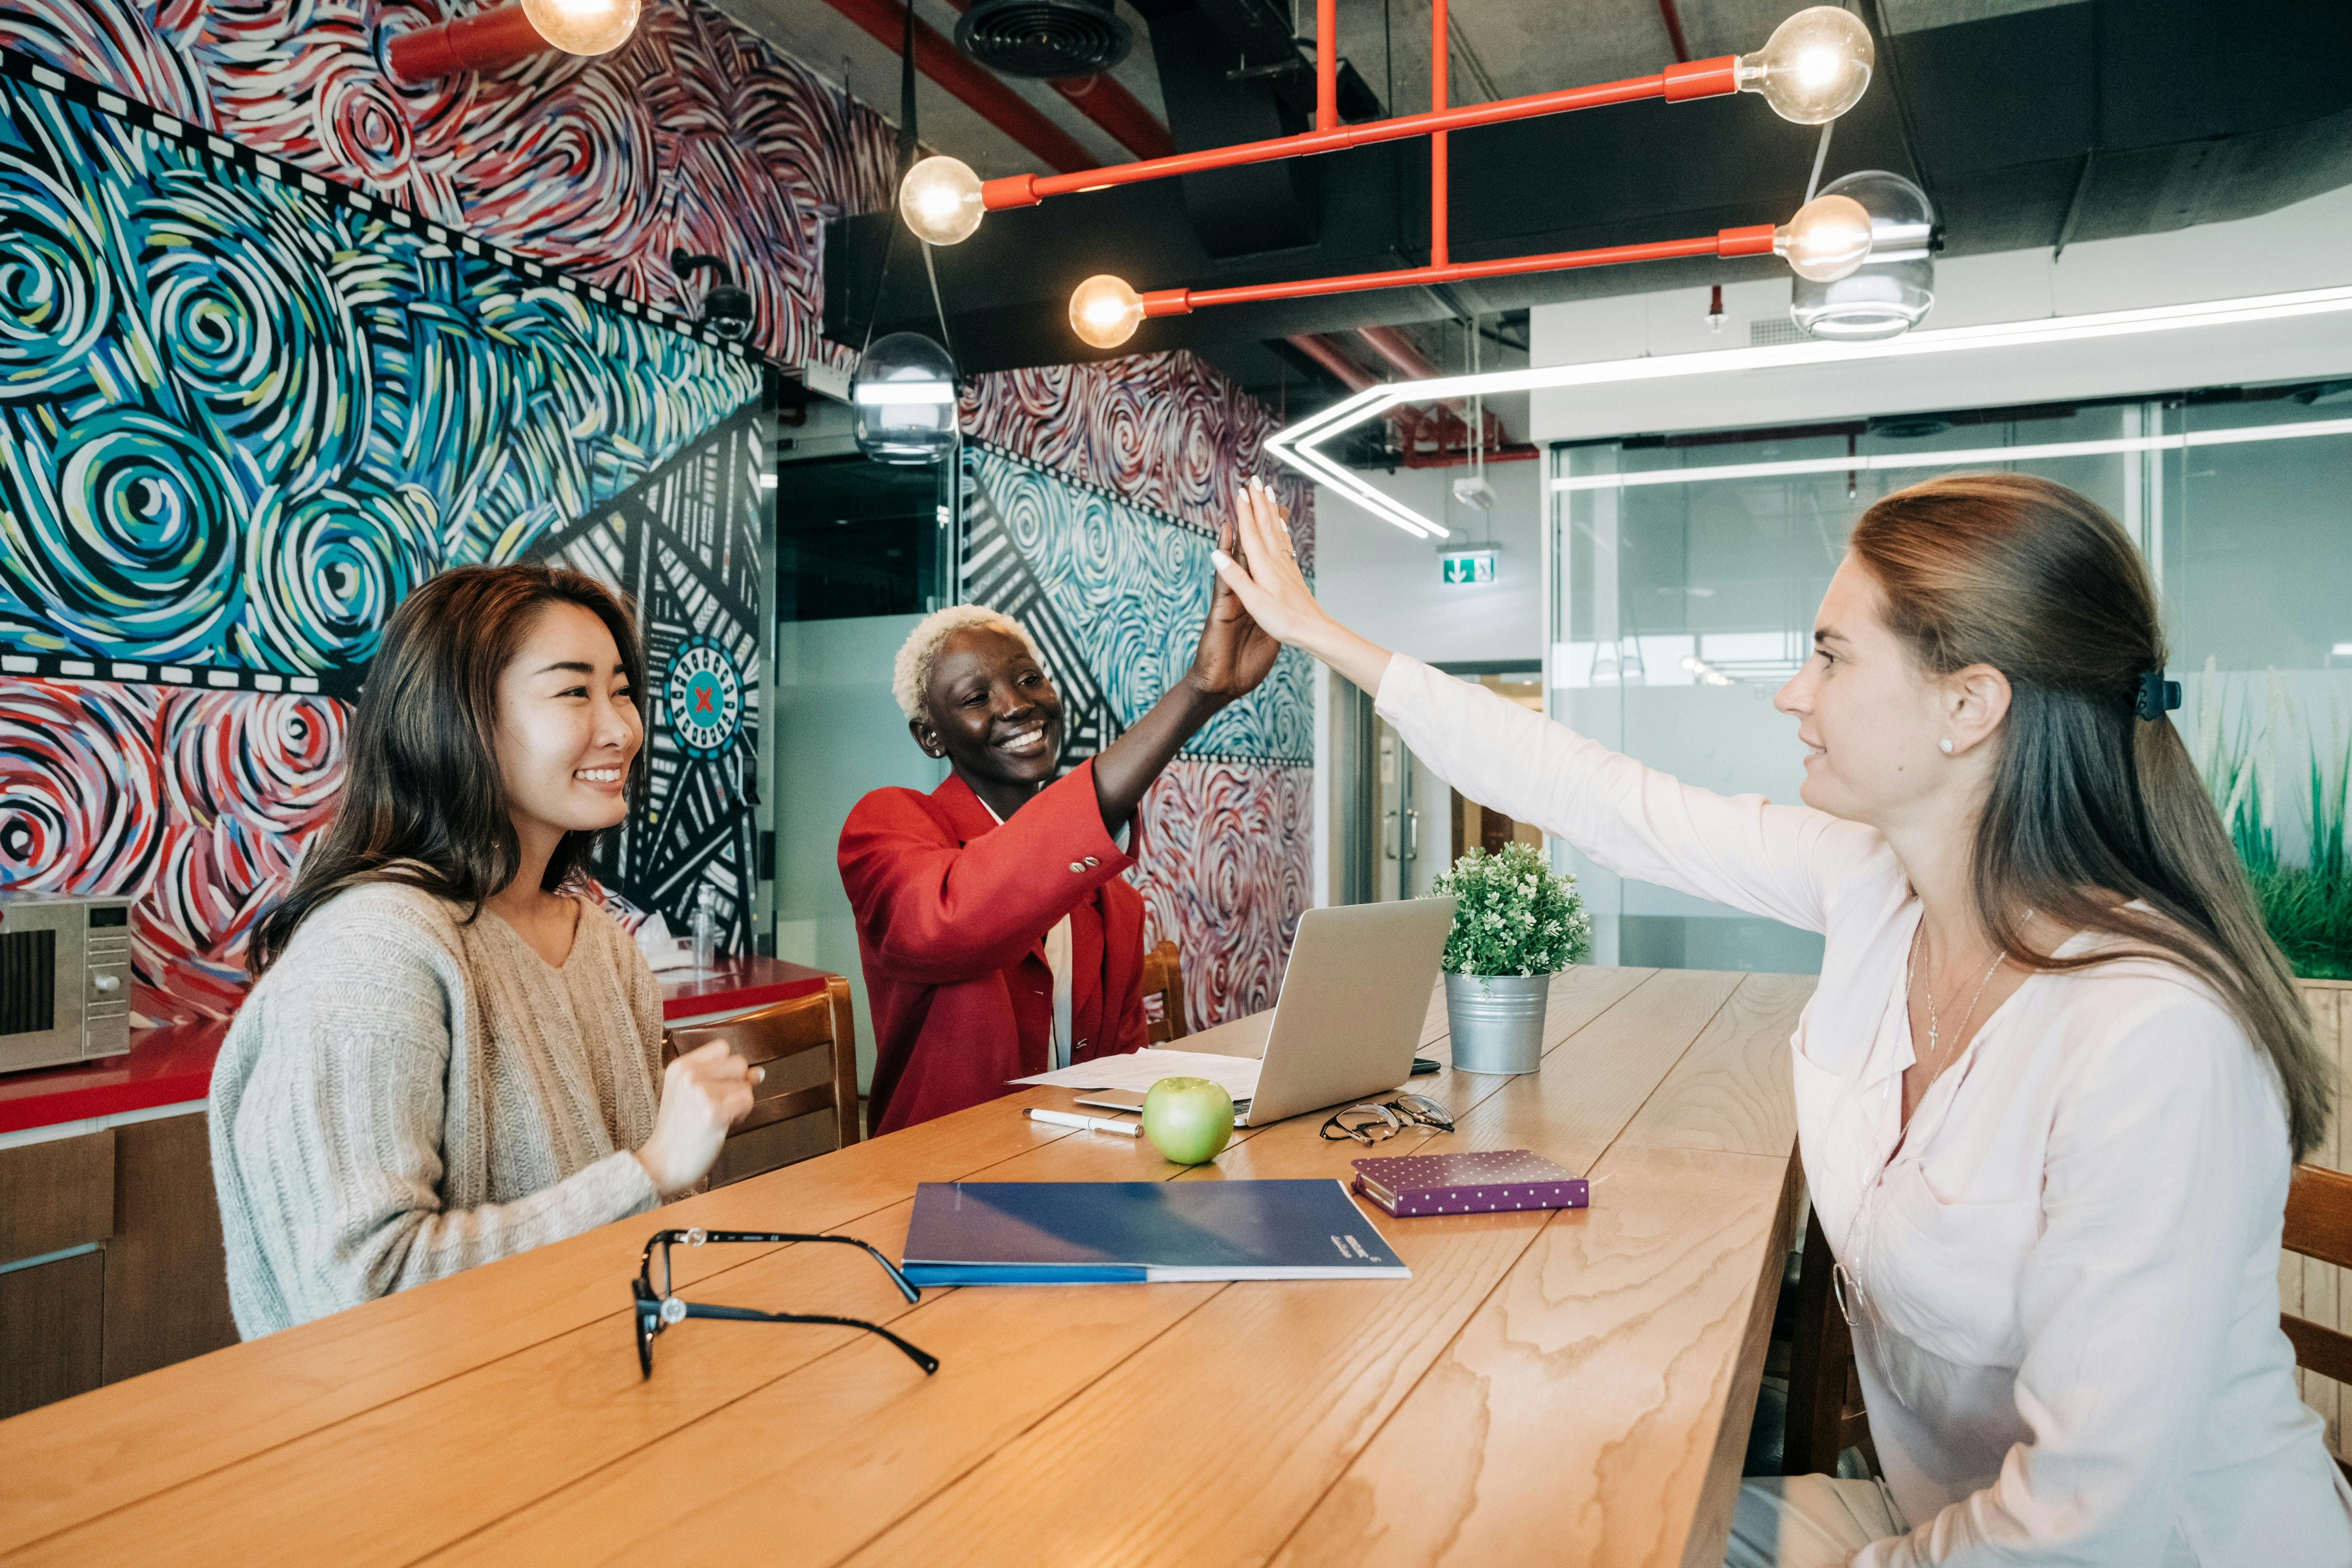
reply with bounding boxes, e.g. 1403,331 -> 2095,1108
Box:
1774,192 -> 1875,283
854,0 -> 963,466
852,333 -> 961,465
1791,170 -> 1937,339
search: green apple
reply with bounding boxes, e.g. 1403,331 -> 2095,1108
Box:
1141,1076 -> 1234,1165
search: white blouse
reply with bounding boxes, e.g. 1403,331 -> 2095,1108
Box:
1375,655 -> 2352,1568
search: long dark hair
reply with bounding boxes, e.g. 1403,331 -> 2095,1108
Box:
1851,472 -> 2328,1159
249,564 -> 647,977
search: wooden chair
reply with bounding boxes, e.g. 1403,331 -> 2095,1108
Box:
1783,1203 -> 1873,1476
2282,1162 -> 2352,1485
662,977 -> 860,1188
1142,939 -> 1189,1043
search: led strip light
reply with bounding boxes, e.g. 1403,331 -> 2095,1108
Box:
1264,282 -> 2352,536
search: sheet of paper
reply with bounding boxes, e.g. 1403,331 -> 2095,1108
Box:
1009,1048 -> 1263,1101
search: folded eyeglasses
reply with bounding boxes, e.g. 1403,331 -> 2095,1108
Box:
1318,1092 -> 1455,1145
631,1227 -> 940,1379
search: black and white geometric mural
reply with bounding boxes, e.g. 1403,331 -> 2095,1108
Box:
528,404 -> 767,955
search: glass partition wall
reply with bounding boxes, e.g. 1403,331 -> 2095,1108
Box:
1547,380 -> 2352,973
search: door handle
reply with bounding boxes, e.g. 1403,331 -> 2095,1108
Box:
1405,810 -> 1420,860
1383,811 -> 1398,860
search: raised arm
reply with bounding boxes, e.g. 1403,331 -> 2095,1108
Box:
1209,479 -> 1882,934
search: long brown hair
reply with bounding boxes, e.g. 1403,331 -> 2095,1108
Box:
249,564 -> 647,977
1851,472 -> 2328,1159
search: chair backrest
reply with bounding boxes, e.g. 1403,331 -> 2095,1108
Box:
2284,1162 -> 2352,1360
1783,1203 -> 1872,1476
1141,939 -> 1188,1044
662,978 -> 860,1158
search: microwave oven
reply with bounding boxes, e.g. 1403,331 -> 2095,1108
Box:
0,893 -> 133,1073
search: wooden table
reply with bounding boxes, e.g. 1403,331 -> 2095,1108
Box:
0,965 -> 1812,1568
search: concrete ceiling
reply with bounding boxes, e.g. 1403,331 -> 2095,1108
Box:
708,0 -> 2352,407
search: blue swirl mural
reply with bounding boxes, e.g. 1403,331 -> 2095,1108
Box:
967,444 -> 1313,766
0,56 -> 760,685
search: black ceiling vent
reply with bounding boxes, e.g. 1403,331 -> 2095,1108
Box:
954,0 -> 1130,79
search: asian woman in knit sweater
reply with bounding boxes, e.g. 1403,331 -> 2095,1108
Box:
209,565 -> 757,1337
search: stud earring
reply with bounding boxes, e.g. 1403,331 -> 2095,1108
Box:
1939,738 -> 1955,755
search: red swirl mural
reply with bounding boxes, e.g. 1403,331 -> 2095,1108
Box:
961,352 -> 1317,570
0,0 -> 1315,1032
1128,758 -> 1314,1029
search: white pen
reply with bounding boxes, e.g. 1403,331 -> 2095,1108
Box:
1025,1107 -> 1142,1137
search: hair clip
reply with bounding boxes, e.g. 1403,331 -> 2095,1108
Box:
2135,669 -> 2182,723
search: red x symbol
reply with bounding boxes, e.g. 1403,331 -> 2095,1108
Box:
694,685 -> 715,714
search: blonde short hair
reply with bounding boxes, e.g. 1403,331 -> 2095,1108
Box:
891,604 -> 1045,721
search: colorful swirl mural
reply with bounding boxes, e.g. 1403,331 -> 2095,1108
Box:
0,679 -> 166,898
0,48 -> 768,1018
0,59 -> 762,680
961,351 -> 1317,569
961,443 -> 1316,1027
1130,759 -> 1314,1029
145,690 -> 349,1020
969,444 -> 1312,766
0,0 -> 1313,1032
0,0 -> 898,370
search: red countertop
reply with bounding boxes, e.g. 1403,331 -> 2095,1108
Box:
0,955 -> 833,1137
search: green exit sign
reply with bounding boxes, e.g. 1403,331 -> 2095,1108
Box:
1440,549 -> 1497,585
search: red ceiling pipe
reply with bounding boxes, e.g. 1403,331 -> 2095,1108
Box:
1286,333 -> 1379,391
1144,223 -> 1774,314
934,0 -> 1174,161
386,4 -> 546,85
1655,0 -> 1692,64
816,0 -> 1097,172
1315,0 -> 1338,131
1355,324 -> 1438,380
1044,73 -> 1176,160
1430,0 -> 1448,266
985,56 -> 1737,208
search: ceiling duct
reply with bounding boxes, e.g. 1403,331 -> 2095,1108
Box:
954,0 -> 1131,78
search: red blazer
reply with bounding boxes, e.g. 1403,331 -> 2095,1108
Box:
838,760 -> 1148,1134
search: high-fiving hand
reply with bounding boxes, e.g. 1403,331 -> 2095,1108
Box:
1184,507 -> 1285,706
1210,478 -> 1395,695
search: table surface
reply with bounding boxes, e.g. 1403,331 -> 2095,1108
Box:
0,955 -> 831,1136
0,964 -> 1813,1568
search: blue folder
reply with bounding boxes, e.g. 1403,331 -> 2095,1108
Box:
899,1179 -> 1412,1286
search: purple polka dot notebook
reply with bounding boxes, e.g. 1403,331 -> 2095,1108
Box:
1350,1149 -> 1589,1218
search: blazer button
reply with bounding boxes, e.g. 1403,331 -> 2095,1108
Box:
1083,855 -> 1099,868
1069,861 -> 1085,873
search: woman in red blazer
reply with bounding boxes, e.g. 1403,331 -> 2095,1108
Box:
839,510 -> 1284,1133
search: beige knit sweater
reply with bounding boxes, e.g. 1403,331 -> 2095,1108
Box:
209,881 -> 665,1338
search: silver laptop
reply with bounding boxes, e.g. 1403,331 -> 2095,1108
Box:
1080,897 -> 1456,1127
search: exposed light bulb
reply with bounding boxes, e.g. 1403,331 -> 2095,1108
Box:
898,156 -> 985,246
519,0 -> 640,55
1738,6 -> 1874,124
1776,193 -> 1873,281
1069,274 -> 1144,348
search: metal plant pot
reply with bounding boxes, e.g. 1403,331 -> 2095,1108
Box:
1444,971 -> 1551,1075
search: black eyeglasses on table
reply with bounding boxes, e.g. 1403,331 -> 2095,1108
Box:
631,1227 -> 941,1379
1317,1092 -> 1456,1145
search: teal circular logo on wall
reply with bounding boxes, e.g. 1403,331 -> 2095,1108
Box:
665,636 -> 743,758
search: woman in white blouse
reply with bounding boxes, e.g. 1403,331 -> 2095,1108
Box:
1212,472 -> 2351,1567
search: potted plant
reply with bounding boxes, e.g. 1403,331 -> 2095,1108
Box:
1430,841 -> 1591,1074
